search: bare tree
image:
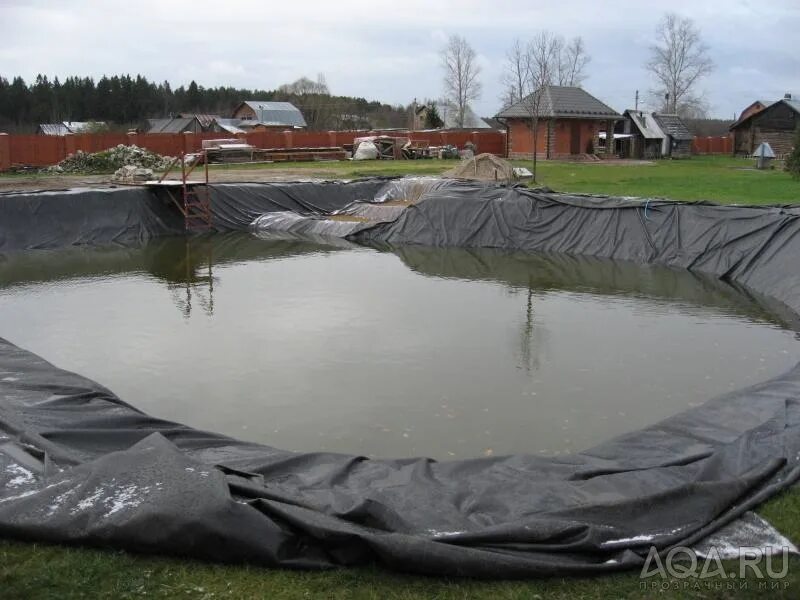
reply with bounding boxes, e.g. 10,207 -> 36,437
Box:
646,13 -> 714,116
500,39 -> 530,110
520,32 -> 561,181
558,37 -> 590,87
442,35 -> 482,128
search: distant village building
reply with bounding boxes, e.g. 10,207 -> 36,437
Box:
494,86 -> 621,159
616,110 -> 693,159
37,121 -> 108,135
414,103 -> 493,130
231,101 -> 307,129
730,94 -> 799,156
146,116 -> 207,134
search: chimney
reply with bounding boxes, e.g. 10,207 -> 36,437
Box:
785,93 -> 793,100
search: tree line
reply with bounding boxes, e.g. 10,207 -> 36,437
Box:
0,73 -> 411,132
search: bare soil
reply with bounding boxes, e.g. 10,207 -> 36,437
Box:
0,166 -> 345,193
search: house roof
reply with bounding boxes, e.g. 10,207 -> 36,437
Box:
730,98 -> 800,130
623,110 -> 665,139
146,117 -> 201,133
38,121 -> 107,135
495,86 -> 620,120
236,101 -> 307,127
434,103 -> 492,129
213,118 -> 246,134
38,123 -> 70,136
652,113 -> 693,141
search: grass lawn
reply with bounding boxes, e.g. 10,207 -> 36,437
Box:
2,154 -> 800,597
209,154 -> 800,204
527,155 -> 799,205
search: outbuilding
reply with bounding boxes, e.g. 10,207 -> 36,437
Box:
730,94 -> 799,156
495,86 -> 621,159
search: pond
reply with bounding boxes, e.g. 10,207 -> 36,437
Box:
1,233 -> 797,460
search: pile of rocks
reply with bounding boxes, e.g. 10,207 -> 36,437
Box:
44,145 -> 174,175
111,165 -> 154,183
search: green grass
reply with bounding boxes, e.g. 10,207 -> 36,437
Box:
208,155 -> 799,204
2,487 -> 799,598
527,156 -> 799,205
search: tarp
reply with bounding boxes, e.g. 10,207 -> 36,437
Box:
0,180 -> 388,253
2,178 -> 800,577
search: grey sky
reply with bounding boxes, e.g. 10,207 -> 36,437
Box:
1,0 -> 798,119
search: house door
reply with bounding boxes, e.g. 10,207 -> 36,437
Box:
570,122 -> 581,155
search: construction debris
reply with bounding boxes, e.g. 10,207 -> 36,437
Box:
43,145 -> 174,174
444,153 -> 518,181
111,165 -> 154,183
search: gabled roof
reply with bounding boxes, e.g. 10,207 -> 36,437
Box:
495,86 -> 620,120
235,101 -> 307,127
146,117 -> 201,134
652,113 -> 693,141
623,109 -> 665,139
730,98 -> 800,130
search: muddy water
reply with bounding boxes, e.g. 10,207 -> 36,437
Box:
1,234 -> 797,460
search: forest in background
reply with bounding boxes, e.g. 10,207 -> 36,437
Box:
0,74 -> 413,132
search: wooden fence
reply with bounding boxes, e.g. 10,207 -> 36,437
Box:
0,129 -> 507,171
692,136 -> 733,155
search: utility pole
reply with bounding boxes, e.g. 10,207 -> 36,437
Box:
634,90 -> 639,111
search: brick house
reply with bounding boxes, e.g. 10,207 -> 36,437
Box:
730,94 -> 799,156
495,86 -> 621,159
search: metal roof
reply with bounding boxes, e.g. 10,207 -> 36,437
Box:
38,121 -> 107,135
146,117 -> 201,134
213,118 -> 246,134
495,86 -> 620,120
38,123 -> 70,136
238,101 -> 307,127
623,110 -> 665,139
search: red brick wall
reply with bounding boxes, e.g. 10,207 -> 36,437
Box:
508,118 -> 599,158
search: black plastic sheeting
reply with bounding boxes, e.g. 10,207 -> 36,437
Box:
1,179 -> 800,577
0,179 -> 388,252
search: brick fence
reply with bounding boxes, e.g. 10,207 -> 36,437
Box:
0,129 -> 507,171
0,130 -> 738,171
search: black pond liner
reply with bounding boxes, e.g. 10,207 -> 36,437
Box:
1,178 -> 800,577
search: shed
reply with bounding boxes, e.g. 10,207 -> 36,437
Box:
730,95 -> 799,156
652,113 -> 693,158
495,86 -> 621,159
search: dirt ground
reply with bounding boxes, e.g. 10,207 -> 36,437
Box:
0,166 -> 348,193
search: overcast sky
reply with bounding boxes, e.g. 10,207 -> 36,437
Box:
1,0 -> 798,119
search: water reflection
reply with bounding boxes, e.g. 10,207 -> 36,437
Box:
1,234 -> 799,459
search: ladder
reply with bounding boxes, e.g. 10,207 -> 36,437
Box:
158,151 -> 213,232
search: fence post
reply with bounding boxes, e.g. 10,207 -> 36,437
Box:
127,131 -> 139,148
0,133 -> 10,171
283,129 -> 293,149
183,132 -> 195,154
